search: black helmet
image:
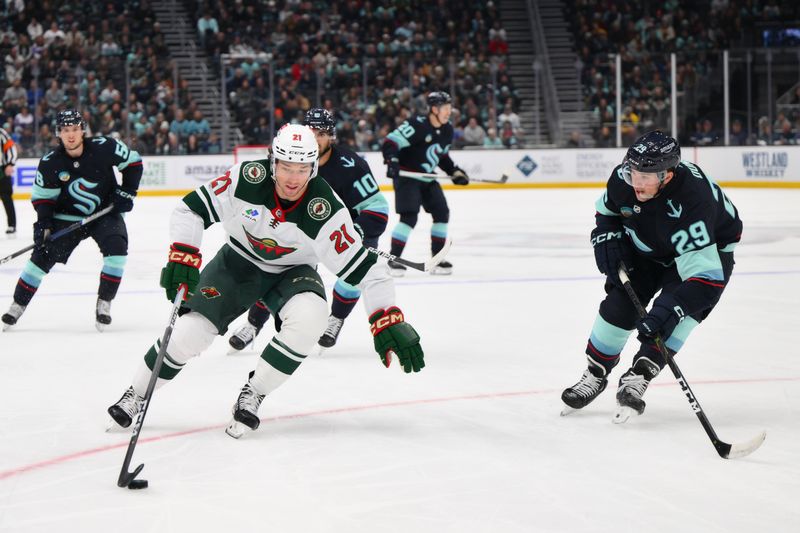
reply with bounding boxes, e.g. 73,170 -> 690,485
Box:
427,91 -> 452,108
303,108 -> 336,136
55,109 -> 85,134
623,130 -> 680,174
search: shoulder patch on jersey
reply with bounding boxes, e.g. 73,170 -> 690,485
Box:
242,162 -> 267,184
620,206 -> 634,218
58,171 -> 71,182
307,197 -> 332,221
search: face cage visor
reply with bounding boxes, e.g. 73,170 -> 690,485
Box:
620,159 -> 669,188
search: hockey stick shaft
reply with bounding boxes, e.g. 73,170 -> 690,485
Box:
398,169 -> 508,184
117,286 -> 186,488
367,237 -> 451,273
618,266 -> 764,459
0,205 -> 114,266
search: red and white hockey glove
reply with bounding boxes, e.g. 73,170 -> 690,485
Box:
159,243 -> 202,301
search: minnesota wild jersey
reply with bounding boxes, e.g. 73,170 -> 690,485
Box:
176,158 -> 384,289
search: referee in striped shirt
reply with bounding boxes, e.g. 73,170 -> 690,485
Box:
1,126 -> 17,235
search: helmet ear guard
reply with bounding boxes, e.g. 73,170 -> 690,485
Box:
270,124 -> 319,179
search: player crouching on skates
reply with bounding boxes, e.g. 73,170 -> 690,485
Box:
107,124 -> 425,439
1,109 -> 142,332
561,131 -> 742,422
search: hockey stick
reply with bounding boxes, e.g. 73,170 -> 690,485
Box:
398,169 -> 509,184
367,237 -> 452,273
0,205 -> 115,266
117,285 -> 186,489
618,266 -> 766,459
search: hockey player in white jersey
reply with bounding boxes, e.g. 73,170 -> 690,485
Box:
107,124 -> 425,438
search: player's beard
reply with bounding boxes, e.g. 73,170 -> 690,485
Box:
318,143 -> 332,159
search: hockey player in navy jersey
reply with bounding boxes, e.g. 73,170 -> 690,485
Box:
107,124 -> 424,439
382,91 -> 469,276
227,108 -> 391,351
561,131 -> 743,422
1,109 -> 143,331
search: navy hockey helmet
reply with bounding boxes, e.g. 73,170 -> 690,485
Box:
303,108 -> 336,137
55,109 -> 85,134
621,130 -> 680,186
427,91 -> 452,108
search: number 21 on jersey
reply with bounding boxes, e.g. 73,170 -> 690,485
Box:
330,224 -> 356,253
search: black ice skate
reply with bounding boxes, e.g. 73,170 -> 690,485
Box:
2,302 -> 26,331
561,365 -> 608,415
228,323 -> 261,352
387,260 -> 407,277
613,358 -> 661,424
226,379 -> 266,439
95,298 -> 112,332
431,260 -> 453,275
107,386 -> 145,429
318,315 -> 344,348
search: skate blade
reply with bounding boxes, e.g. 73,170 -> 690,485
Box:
2,324 -> 12,332
560,405 -> 578,417
95,322 -> 107,333
311,344 -> 326,357
430,266 -> 452,276
612,406 -> 639,424
225,420 -> 250,439
105,417 -> 131,433
388,270 -> 406,278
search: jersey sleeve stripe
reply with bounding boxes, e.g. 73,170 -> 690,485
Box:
116,149 -> 142,170
675,245 -> 724,281
341,251 -> 379,286
182,191 -> 214,228
31,184 -> 60,200
335,246 -> 368,279
198,186 -> 221,223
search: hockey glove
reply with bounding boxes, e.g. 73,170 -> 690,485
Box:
33,219 -> 53,249
160,243 -> 202,301
591,226 -> 634,286
451,167 -> 469,186
369,307 -> 424,373
636,293 -> 686,342
113,187 -> 136,213
386,157 -> 400,180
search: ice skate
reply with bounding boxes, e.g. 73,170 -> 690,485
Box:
430,260 -> 453,275
5,226 -> 16,237
560,366 -> 608,416
318,315 -> 344,348
387,260 -> 406,277
95,298 -> 112,332
107,386 -> 145,429
226,380 -> 266,439
2,302 -> 26,331
228,323 -> 260,352
613,358 -> 660,424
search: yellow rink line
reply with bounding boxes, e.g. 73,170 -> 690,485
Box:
10,181 -> 800,200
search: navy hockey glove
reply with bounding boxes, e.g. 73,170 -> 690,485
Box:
591,227 -> 634,286
386,157 -> 400,180
637,293 -> 686,342
369,307 -> 424,373
113,187 -> 136,213
33,219 -> 53,249
159,243 -> 202,301
451,167 -> 469,186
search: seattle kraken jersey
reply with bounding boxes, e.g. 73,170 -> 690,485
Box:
383,114 -> 456,180
318,145 -> 389,238
31,136 -> 143,221
596,160 -> 742,281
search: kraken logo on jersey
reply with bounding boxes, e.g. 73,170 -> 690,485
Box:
421,144 -> 446,173
243,227 -> 297,260
67,178 -> 101,214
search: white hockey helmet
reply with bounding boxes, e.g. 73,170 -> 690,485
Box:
270,123 -> 319,179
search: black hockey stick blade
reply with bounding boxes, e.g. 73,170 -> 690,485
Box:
367,237 -> 452,273
118,463 -> 144,488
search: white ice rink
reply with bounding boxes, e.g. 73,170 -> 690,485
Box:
0,187 -> 798,533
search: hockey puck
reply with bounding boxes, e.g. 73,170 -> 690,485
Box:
128,479 -> 149,490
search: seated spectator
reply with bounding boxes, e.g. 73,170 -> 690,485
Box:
44,79 -> 65,111
197,12 -> 219,45
3,78 -> 26,115
755,116 -> 772,146
500,120 -> 519,148
690,118 -> 718,146
187,110 -> 211,142
566,130 -> 587,148
774,120 -> 796,145
595,125 -> 615,147
483,127 -> 504,148
13,106 -> 34,133
729,119 -> 748,146
498,103 -> 522,136
462,117 -> 486,146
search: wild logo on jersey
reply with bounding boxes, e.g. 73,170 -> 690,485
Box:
243,226 -> 297,260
